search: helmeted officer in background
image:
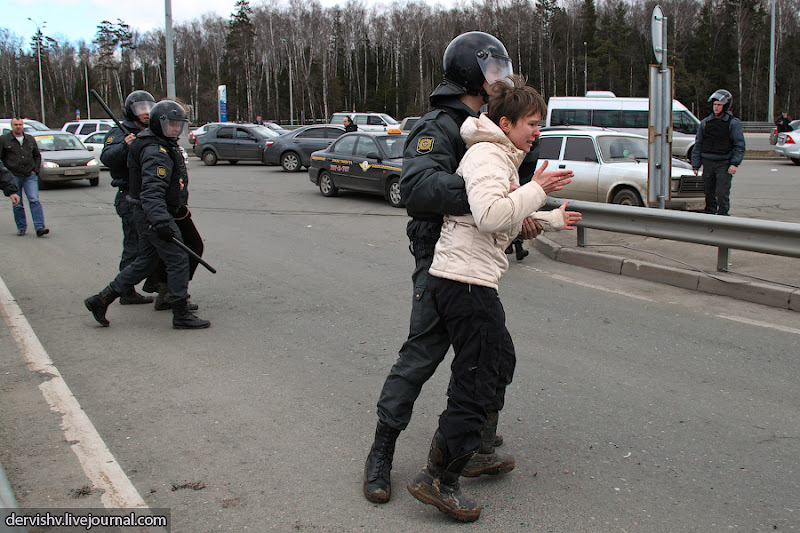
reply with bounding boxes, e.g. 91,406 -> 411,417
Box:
363,31 -> 567,511
101,90 -> 157,304
84,100 -> 210,330
691,89 -> 745,216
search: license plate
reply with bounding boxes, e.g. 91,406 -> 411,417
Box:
64,169 -> 85,176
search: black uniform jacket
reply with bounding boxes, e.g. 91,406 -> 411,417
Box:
0,131 -> 41,177
101,120 -> 144,190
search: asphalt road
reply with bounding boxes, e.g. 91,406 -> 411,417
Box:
1,159 -> 798,532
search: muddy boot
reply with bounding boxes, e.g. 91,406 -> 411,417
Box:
172,299 -> 210,329
462,411 -> 515,478
363,421 -> 401,504
155,283 -> 198,311
119,287 -> 154,305
407,429 -> 481,522
84,285 -> 120,327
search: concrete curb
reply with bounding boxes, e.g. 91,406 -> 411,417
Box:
533,237 -> 800,311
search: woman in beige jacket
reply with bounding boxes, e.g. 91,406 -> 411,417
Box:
408,75 -> 581,522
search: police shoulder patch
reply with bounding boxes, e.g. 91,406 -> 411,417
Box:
159,146 -> 168,153
105,136 -> 114,143
157,167 -> 167,177
416,137 -> 434,154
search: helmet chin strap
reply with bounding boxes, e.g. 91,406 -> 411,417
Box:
478,86 -> 491,104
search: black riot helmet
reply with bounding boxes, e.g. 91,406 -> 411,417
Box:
124,90 -> 156,123
149,100 -> 188,141
708,89 -> 732,113
431,31 -> 513,100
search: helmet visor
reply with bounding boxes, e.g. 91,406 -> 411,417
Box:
160,117 -> 187,139
131,100 -> 155,119
478,53 -> 513,87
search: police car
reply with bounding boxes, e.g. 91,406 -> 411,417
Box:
308,129 -> 407,208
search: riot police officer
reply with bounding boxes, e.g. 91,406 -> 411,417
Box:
84,100 -> 210,330
101,90 -> 157,304
691,89 -> 746,216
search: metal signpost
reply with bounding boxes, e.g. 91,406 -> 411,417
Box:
648,6 -> 673,209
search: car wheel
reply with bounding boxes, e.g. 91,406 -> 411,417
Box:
611,188 -> 642,206
229,160 -> 238,165
89,178 -> 99,186
386,176 -> 403,208
318,171 -> 338,197
202,150 -> 217,166
281,152 -> 301,172
791,158 -> 800,166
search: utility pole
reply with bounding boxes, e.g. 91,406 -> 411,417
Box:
165,0 -> 176,99
584,42 -> 587,96
28,18 -> 46,124
767,0 -> 776,121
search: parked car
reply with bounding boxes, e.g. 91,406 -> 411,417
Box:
30,131 -> 100,187
262,124 -> 346,172
195,123 -> 281,166
82,131 -> 189,169
399,116 -> 421,131
0,118 -> 49,135
774,120 -> 800,165
263,122 -> 289,134
308,131 -> 407,207
61,119 -> 115,141
536,127 -> 704,209
330,112 -> 399,132
188,122 -> 226,146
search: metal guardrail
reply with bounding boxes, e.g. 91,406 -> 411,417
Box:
544,198 -> 800,271
741,121 -> 775,133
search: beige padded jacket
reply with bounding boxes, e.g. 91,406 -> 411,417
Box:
429,114 -> 565,290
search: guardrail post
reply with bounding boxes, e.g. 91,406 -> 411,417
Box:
717,247 -> 731,272
577,226 -> 588,247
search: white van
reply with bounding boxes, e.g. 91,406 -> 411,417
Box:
546,91 -> 701,159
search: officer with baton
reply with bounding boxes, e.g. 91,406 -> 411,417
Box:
84,100 -> 210,329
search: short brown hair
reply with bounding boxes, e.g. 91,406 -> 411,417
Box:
486,74 -> 546,127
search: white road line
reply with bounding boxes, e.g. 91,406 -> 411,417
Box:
543,271 -> 655,302
717,314 -> 800,336
0,275 -> 147,509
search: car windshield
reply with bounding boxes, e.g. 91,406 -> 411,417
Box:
34,133 -> 85,151
249,125 -> 281,138
598,136 -> 648,162
376,135 -> 407,159
380,114 -> 399,125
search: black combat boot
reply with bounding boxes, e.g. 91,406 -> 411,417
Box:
514,241 -> 529,260
119,286 -> 154,305
172,299 -> 210,329
407,429 -> 481,522
363,421 -> 401,503
155,283 -> 198,311
84,285 -> 120,327
461,411 -> 515,478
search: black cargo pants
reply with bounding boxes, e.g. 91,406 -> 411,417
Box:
429,276 -> 516,461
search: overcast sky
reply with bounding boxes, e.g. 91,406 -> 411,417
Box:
4,0 -> 449,49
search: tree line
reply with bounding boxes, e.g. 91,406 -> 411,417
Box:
1,0 -> 798,129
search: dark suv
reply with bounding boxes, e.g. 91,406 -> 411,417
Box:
195,123 -> 281,165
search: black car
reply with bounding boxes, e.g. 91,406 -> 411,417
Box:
308,131 -> 407,208
262,125 -> 345,172
195,123 -> 281,166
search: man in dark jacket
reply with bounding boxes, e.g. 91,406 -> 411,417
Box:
0,118 -> 47,236
775,111 -> 792,133
363,32 -> 572,515
101,90 -> 157,304
84,100 -> 209,330
691,89 -> 745,216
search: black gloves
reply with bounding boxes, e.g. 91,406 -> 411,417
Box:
151,224 -> 175,242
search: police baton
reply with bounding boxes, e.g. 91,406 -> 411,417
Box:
171,237 -> 217,274
89,89 -> 131,136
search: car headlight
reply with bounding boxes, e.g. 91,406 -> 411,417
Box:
86,159 -> 99,166
671,178 -> 680,193
42,161 -> 59,168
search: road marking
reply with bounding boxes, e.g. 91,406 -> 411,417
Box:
717,314 -> 800,336
0,275 -> 147,509
537,270 -> 655,302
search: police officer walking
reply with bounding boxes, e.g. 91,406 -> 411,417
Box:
691,89 -> 745,216
101,90 -> 157,305
84,101 -> 209,330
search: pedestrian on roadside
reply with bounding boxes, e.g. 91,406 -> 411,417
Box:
0,160 -> 21,210
362,31 -> 572,506
84,100 -> 210,330
343,116 -> 357,133
255,115 -> 264,125
775,111 -> 792,133
0,118 -> 48,237
407,74 -> 580,522
101,90 -> 157,305
691,89 -> 745,216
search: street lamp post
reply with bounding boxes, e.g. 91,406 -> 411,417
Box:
583,41 -> 588,96
28,17 -> 46,124
282,39 -> 294,125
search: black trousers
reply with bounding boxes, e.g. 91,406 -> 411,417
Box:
149,206 -> 204,283
430,276 -> 516,461
701,158 -> 733,216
